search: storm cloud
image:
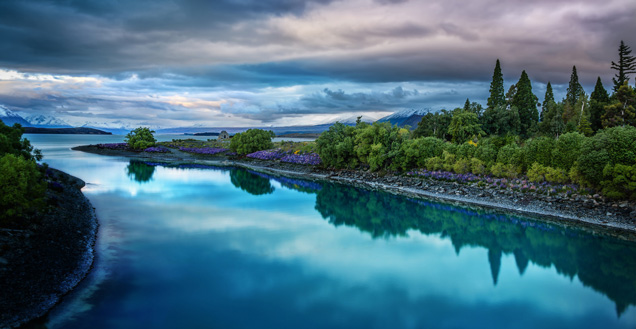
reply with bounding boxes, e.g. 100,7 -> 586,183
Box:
0,0 -> 634,127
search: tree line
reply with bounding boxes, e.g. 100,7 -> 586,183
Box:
316,40 -> 636,200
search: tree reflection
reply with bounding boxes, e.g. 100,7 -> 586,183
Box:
126,161 -> 155,183
229,169 -> 275,196
314,182 -> 636,315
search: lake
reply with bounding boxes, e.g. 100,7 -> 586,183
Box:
22,134 -> 636,329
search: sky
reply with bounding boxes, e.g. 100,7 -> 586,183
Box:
0,0 -> 635,128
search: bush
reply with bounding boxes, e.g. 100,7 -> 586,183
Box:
453,158 -> 471,174
490,162 -> 518,178
527,162 -> 546,182
315,123 -> 358,169
470,158 -> 486,175
441,150 -> 456,172
552,132 -> 585,171
230,129 -> 275,155
473,142 -> 498,166
399,137 -> 446,169
456,141 -> 477,159
545,166 -> 568,184
601,164 -> 636,200
354,122 -> 408,171
523,137 -> 554,167
425,156 -> 443,171
125,127 -> 156,150
0,154 -> 46,224
497,143 -> 524,169
578,126 -> 636,186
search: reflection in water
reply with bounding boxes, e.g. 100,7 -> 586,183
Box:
313,182 -> 636,316
230,169 -> 275,195
126,161 -> 155,183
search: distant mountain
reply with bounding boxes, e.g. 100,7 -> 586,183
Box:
377,109 -> 430,128
0,106 -> 31,127
24,114 -> 71,128
24,127 -> 112,135
326,114 -> 379,125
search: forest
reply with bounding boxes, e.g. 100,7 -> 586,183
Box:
315,41 -> 636,200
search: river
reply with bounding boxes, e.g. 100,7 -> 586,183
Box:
21,134 -> 636,329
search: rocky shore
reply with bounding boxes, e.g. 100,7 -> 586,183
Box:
0,169 -> 98,329
74,144 -> 636,240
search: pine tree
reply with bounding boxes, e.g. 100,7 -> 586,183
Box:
487,59 -> 505,109
589,77 -> 610,132
541,82 -> 555,122
611,40 -> 636,92
602,82 -> 636,128
565,66 -> 584,106
511,70 -> 539,137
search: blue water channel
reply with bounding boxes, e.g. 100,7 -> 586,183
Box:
22,134 -> 636,329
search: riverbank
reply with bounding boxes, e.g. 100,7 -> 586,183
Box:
73,144 -> 636,240
0,169 -> 98,329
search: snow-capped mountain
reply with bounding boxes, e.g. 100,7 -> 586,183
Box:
24,114 -> 71,128
80,120 -> 162,135
377,108 -> 430,128
0,105 -> 31,127
325,114 -> 381,125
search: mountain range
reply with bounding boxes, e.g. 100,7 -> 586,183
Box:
1,105 -> 426,135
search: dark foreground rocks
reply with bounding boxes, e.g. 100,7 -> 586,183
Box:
0,169 -> 98,329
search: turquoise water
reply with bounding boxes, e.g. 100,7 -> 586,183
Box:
22,134 -> 636,328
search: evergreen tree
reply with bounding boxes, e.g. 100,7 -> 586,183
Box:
487,59 -> 505,109
611,40 -> 636,92
541,82 -> 555,122
589,77 -> 610,132
511,70 -> 539,137
565,66 -> 584,106
602,82 -> 636,128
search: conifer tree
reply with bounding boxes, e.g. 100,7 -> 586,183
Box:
589,77 -> 610,132
602,82 -> 636,128
565,66 -> 584,106
511,70 -> 539,137
611,40 -> 636,91
487,59 -> 505,109
541,82 -> 555,122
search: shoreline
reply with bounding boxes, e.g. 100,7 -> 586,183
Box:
73,144 -> 636,240
0,169 -> 98,329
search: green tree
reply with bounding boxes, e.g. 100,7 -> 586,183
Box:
125,127 -> 156,150
354,122 -> 409,171
590,77 -> 610,132
0,154 -> 46,224
602,82 -> 636,128
552,132 -> 585,171
487,59 -> 505,109
511,71 -> 539,137
0,121 -> 42,161
611,40 -> 636,92
413,110 -> 452,140
565,66 -> 585,106
229,129 -> 275,155
448,110 -> 484,143
541,82 -> 555,122
315,122 -> 359,168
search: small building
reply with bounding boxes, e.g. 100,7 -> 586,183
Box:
217,130 -> 230,141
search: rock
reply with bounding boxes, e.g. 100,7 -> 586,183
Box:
619,201 -> 629,208
0,257 -> 8,265
607,212 -> 613,216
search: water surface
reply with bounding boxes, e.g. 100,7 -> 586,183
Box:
23,134 -> 636,329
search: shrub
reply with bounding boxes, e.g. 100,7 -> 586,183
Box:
399,137 -> 445,169
0,154 -> 46,224
125,127 -> 156,150
545,166 -> 568,184
601,163 -> 636,200
527,162 -> 546,182
425,156 -> 443,171
578,126 -> 636,186
497,143 -> 524,169
523,137 -> 554,167
453,158 -> 471,174
230,129 -> 275,155
441,150 -> 456,172
473,142 -> 498,166
0,121 -> 42,161
552,132 -> 585,171
457,141 -> 477,159
315,123 -> 358,169
490,162 -> 518,178
470,158 -> 486,175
